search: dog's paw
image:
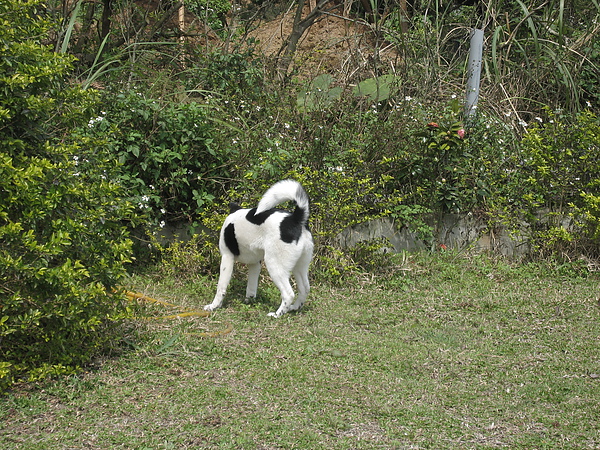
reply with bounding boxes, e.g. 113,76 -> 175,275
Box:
267,311 -> 281,318
203,304 -> 216,312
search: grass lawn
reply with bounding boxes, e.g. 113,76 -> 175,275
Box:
2,253 -> 600,449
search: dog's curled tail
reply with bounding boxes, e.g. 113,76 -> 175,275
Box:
256,179 -> 310,225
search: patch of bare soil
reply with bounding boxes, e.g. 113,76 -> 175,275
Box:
248,6 -> 399,82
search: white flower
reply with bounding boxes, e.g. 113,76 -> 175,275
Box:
87,116 -> 104,127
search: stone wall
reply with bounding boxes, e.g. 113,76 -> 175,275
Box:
335,214 -> 533,258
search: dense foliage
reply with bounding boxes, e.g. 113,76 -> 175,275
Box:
0,1 -> 134,390
82,90 -> 226,225
515,110 -> 600,255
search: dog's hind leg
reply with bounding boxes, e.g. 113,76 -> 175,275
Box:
264,261 -> 295,318
244,262 -> 262,301
267,280 -> 295,317
204,254 -> 235,311
291,265 -> 310,311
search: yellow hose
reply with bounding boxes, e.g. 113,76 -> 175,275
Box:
122,290 -> 232,337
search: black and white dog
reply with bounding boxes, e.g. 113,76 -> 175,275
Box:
204,180 -> 314,317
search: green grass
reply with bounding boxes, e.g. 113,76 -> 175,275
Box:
2,253 -> 600,449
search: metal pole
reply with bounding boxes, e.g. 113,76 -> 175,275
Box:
465,28 -> 484,119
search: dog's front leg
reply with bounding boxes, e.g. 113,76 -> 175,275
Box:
245,262 -> 261,302
204,255 -> 235,311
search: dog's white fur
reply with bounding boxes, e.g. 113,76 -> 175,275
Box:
204,180 -> 314,317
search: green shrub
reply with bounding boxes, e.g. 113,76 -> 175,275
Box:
0,0 -> 134,390
385,98 -> 488,214
83,90 -> 228,226
412,100 -> 468,212
577,191 -> 600,245
520,109 -> 600,211
492,109 -> 600,257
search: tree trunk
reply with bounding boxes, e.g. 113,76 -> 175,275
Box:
101,0 -> 113,42
277,0 -> 337,79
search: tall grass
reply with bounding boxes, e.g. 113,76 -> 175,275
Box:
380,0 -> 599,117
485,0 -> 599,114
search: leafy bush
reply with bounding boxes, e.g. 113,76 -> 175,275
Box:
521,110 -> 600,256
83,90 -> 228,226
411,100 -> 468,212
520,109 -> 600,212
577,192 -> 600,245
379,98 -> 488,215
0,0 -> 134,390
481,108 -> 600,257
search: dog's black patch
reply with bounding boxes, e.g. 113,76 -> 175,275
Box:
279,206 -> 307,243
224,223 -> 240,256
229,202 -> 242,213
280,216 -> 302,243
245,207 -> 277,225
245,206 -> 307,244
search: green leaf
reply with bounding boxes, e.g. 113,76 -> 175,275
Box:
352,74 -> 397,102
297,74 -> 342,112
